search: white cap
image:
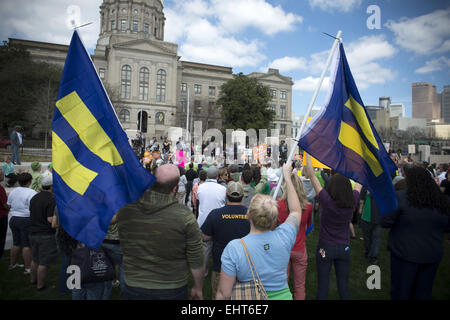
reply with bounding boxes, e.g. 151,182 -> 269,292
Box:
268,173 -> 279,182
41,172 -> 53,187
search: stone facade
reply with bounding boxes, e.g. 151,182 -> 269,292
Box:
9,0 -> 293,142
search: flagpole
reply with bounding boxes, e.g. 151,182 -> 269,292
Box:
186,87 -> 190,141
272,30 -> 342,200
74,29 -> 121,122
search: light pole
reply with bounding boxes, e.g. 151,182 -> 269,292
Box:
44,78 -> 51,150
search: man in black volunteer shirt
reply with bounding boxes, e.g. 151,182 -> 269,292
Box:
200,181 -> 250,299
29,173 -> 57,291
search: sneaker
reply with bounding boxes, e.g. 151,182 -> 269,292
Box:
112,280 -> 120,287
24,268 -> 31,275
8,263 -> 24,271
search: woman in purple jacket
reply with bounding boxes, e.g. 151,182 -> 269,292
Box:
304,154 -> 361,300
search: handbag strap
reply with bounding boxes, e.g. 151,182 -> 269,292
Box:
239,239 -> 268,297
239,239 -> 258,284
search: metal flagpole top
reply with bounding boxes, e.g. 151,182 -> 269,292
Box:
322,32 -> 342,41
74,22 -> 93,30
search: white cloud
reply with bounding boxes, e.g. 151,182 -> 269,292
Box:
385,8 -> 450,55
309,0 -> 362,13
292,35 -> 397,92
415,56 -> 450,74
344,35 -> 397,89
293,76 -> 330,92
165,0 -> 302,42
351,62 -> 396,90
261,56 -> 308,73
0,0 -> 102,50
0,0 -> 302,69
212,0 -> 303,35
345,35 -> 397,66
180,37 -> 266,67
164,0 -> 214,43
165,0 -> 302,67
308,50 -> 330,75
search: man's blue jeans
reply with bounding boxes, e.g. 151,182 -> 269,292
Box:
101,242 -> 125,299
11,144 -> 20,164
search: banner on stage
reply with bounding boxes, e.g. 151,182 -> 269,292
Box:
252,143 -> 267,161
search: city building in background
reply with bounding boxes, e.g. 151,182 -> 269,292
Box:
379,96 -> 391,109
412,82 -> 441,122
441,85 -> 450,123
389,103 -> 405,118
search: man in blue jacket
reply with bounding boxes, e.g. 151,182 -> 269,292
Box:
10,125 -> 23,165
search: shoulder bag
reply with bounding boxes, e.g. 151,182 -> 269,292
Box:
231,239 -> 268,300
71,245 -> 115,284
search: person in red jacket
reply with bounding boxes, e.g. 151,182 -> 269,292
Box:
276,171 -> 313,300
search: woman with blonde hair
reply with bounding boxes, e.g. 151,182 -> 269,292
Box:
216,162 -> 302,300
217,167 -> 229,187
277,172 -> 313,300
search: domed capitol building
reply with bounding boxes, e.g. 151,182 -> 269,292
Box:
9,0 -> 293,142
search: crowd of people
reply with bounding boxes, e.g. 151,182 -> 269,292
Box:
133,134 -> 290,170
1,140 -> 450,300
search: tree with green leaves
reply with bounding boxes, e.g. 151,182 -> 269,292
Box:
217,72 -> 275,132
0,41 -> 62,139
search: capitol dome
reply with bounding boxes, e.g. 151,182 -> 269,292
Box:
99,0 -> 165,41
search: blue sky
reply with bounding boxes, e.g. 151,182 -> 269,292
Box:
165,0 -> 450,118
1,0 -> 449,119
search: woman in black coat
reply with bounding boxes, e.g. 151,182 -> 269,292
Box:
382,165 -> 450,300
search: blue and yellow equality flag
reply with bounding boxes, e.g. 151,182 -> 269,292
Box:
298,43 -> 397,215
52,31 -> 155,249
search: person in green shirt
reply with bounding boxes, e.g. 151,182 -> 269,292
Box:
30,162 -> 43,192
117,164 -> 205,300
359,188 -> 382,265
250,166 -> 270,195
2,157 -> 17,187
229,164 -> 241,182
315,171 -> 325,188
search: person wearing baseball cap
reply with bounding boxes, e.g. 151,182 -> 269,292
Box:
29,171 -> 57,291
200,181 -> 250,299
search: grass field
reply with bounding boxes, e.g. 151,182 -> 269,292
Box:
1,212 -> 449,300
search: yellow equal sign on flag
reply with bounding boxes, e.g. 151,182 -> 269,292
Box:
56,91 -> 123,166
338,121 -> 383,177
52,131 -> 98,195
302,117 -> 329,169
344,95 -> 379,150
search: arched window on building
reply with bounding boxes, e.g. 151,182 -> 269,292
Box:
156,69 -> 166,102
137,110 -> 148,133
139,67 -> 149,101
119,109 -> 130,122
121,65 -> 132,99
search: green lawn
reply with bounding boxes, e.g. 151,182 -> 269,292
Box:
1,212 -> 449,300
